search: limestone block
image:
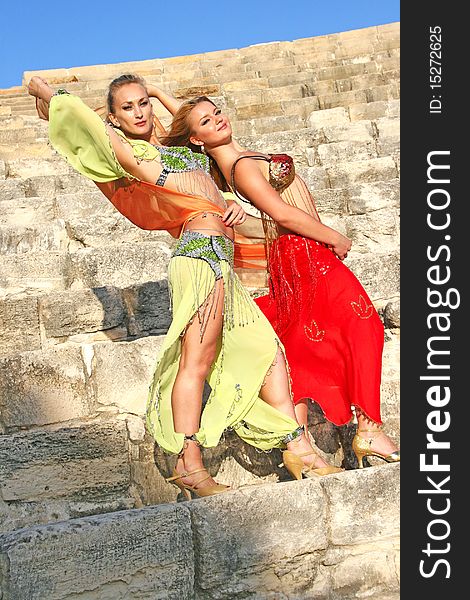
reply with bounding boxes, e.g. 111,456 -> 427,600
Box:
0,178 -> 27,200
379,380 -> 400,430
308,106 -> 350,129
319,89 -> 368,110
0,296 -> 41,358
327,156 -> 398,188
189,479 -> 328,597
282,96 -> 320,118
306,188 -> 349,215
367,84 -> 400,103
345,209 -> 399,253
349,99 -> 400,121
0,494 -> 135,536
5,157 -> 72,178
349,73 -> 387,92
382,67 -> 401,83
225,89 -> 264,109
237,129 -> 325,168
55,191 -> 165,247
39,286 -> 127,339
267,71 -> 317,88
345,252 -> 400,301
0,106 -> 11,116
323,463 -> 399,545
383,299 -> 400,329
0,251 -> 69,294
376,117 -> 400,156
0,419 -> 129,503
0,195 -> 56,226
174,83 -> 221,98
317,140 -> 377,167
236,114 -> 306,137
348,180 -> 400,214
0,221 -> 69,254
236,101 -> 283,120
294,166 -> 331,192
68,242 -> 171,289
223,78 -> 270,93
91,335 -> 165,414
322,121 -> 374,143
0,504 -> 193,600
245,57 -> 295,72
0,127 -> 41,144
303,79 -> 337,97
324,544 -> 400,598
123,280 -> 172,336
0,159 -> 5,179
316,62 -> 379,83
0,345 -> 92,429
263,84 -> 305,103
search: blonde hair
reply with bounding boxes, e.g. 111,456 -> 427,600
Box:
160,96 -> 230,191
107,73 -> 147,114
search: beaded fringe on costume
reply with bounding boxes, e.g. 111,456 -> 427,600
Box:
256,234 -> 385,426
146,231 -> 299,455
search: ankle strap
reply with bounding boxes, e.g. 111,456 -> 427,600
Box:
166,467 -> 208,483
283,425 -> 305,444
177,433 -> 201,457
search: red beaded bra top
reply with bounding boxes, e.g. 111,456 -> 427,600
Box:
230,153 -> 295,202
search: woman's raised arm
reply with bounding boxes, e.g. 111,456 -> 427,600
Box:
146,84 -> 182,116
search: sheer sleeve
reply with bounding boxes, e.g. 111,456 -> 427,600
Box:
48,94 -> 130,182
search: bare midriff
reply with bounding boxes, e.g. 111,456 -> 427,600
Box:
183,212 -> 234,241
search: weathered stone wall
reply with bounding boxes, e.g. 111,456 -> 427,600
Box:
0,465 -> 399,600
0,21 -> 400,598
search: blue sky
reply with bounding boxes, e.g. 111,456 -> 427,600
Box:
0,1 -> 399,89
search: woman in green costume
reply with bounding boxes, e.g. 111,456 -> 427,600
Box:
29,74 -> 342,499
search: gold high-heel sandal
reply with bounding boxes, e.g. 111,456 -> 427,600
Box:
281,449 -> 343,480
166,433 -> 230,500
352,429 -> 400,469
166,468 -> 230,500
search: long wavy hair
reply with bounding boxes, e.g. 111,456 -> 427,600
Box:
159,96 -> 230,191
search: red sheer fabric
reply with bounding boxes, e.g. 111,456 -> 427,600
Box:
255,235 -> 384,425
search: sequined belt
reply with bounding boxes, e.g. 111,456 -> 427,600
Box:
172,231 -> 234,279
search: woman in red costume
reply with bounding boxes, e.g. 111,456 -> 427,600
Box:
158,94 -> 399,467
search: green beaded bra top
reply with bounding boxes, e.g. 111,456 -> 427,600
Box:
155,146 -> 210,186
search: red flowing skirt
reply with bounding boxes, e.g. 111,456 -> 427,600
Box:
255,234 -> 384,425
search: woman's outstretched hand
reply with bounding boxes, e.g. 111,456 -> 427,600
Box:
222,201 -> 247,227
28,76 -> 54,120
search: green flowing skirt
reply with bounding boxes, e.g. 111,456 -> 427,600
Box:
146,232 -> 299,454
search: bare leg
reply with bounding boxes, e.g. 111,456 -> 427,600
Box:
259,348 -> 330,468
172,280 -> 227,490
356,410 -> 399,455
294,399 -> 309,430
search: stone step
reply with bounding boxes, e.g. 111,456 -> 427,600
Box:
0,190 -> 170,252
0,464 -> 400,599
0,417 -> 140,533
0,335 -> 164,430
0,220 -> 70,254
0,281 -> 171,357
3,61 -> 397,114
0,240 -> 171,296
0,171 -> 95,199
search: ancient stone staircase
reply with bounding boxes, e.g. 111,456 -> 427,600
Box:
0,22 -> 400,599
